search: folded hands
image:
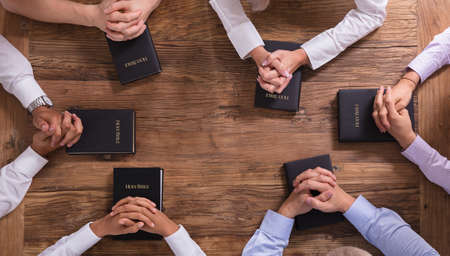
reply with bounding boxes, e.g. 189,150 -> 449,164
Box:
93,0 -> 162,41
251,46 -> 310,94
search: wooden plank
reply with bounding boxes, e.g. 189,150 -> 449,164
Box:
0,7 -> 31,256
416,0 -> 450,254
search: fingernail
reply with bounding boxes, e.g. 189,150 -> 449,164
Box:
110,212 -> 114,216
49,127 -> 55,132
284,71 -> 290,77
262,60 -> 268,66
138,222 -> 144,228
118,220 -> 124,224
151,223 -> 155,228
60,142 -> 64,146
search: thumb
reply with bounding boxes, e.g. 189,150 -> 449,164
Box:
262,53 -> 276,67
33,116 -> 49,132
316,190 -> 334,202
271,51 -> 291,78
385,87 -> 400,119
395,100 -> 407,112
34,129 -> 55,142
123,222 -> 143,234
398,108 -> 411,119
37,119 -> 50,132
306,197 -> 328,212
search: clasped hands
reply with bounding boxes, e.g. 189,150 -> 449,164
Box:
278,167 -> 355,219
90,196 -> 179,238
92,0 -> 161,41
31,107 -> 83,156
251,46 -> 310,94
372,70 -> 420,149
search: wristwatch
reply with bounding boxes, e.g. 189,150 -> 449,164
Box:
27,95 -> 53,113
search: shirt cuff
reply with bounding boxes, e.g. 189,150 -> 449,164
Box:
408,57 -> 431,83
13,76 -> 46,109
227,21 -> 264,59
259,210 -> 294,241
11,146 -> 48,179
301,30 -> 340,70
343,195 -> 377,233
401,135 -> 430,167
164,225 -> 197,255
68,223 -> 102,254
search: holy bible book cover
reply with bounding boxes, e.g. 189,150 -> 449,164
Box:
106,25 -> 161,84
284,154 -> 344,230
114,167 -> 164,240
338,89 -> 415,142
66,109 -> 135,154
254,40 -> 302,112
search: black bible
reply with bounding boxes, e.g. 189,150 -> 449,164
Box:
66,109 -> 135,155
254,40 -> 302,112
106,26 -> 161,84
338,89 -> 415,142
284,154 -> 344,230
113,167 -> 164,240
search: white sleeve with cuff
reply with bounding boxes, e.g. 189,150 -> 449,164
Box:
0,35 -> 46,109
209,0 -> 264,59
164,225 -> 206,256
302,0 -> 388,69
0,147 -> 48,218
39,222 -> 102,256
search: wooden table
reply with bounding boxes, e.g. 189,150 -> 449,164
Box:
0,0 -> 448,255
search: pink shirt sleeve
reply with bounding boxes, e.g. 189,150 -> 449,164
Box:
401,135 -> 450,194
408,27 -> 450,83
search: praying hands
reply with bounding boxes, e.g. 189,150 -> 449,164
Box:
251,46 -> 311,94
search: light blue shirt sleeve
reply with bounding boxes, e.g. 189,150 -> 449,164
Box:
344,195 -> 440,256
242,210 -> 294,256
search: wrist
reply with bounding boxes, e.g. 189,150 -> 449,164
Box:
161,221 -> 179,237
402,69 -> 420,90
339,193 -> 356,213
30,143 -> 49,157
250,46 -> 268,66
293,48 -> 309,69
31,106 -> 49,117
277,203 -> 296,219
90,218 -> 108,238
397,131 -> 417,150
83,4 -> 101,28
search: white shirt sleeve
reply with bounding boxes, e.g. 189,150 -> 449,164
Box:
0,35 -> 46,109
301,0 -> 388,69
209,0 -> 264,59
164,225 -> 206,256
0,147 -> 48,218
39,222 -> 102,256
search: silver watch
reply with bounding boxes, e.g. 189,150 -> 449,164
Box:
27,96 -> 53,113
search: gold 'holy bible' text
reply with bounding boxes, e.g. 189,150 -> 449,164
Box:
265,93 -> 289,101
124,56 -> 149,68
115,120 -> 120,144
353,104 -> 360,128
124,184 -> 151,190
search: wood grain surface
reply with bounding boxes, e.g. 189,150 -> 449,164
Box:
416,0 -> 450,255
0,8 -> 30,256
0,0 -> 447,255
